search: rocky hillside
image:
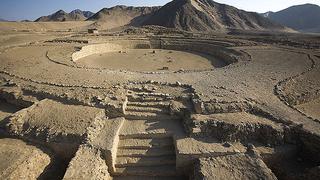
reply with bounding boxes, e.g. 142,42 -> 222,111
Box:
87,5 -> 160,29
70,9 -> 94,19
35,9 -> 94,22
262,4 -> 320,33
142,0 -> 291,32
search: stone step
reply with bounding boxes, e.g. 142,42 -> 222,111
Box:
119,119 -> 186,138
113,175 -> 186,180
119,133 -> 172,139
114,165 -> 178,176
126,101 -> 170,108
127,88 -> 154,93
126,106 -> 168,114
134,92 -> 171,98
118,137 -> 173,149
117,146 -> 175,157
125,112 -> 179,121
128,95 -> 167,102
115,155 -> 176,168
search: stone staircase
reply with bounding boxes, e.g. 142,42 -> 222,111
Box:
124,91 -> 180,122
113,90 -> 187,179
114,136 -> 177,176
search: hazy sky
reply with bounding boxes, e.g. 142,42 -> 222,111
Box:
0,0 -> 319,21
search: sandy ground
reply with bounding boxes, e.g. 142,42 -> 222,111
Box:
76,49 -> 223,71
0,21 -> 93,32
0,33 -> 56,48
296,97 -> 320,120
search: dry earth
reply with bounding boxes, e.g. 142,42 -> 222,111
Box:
76,49 -> 223,71
0,23 -> 319,180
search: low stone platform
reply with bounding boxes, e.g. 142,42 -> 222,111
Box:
192,154 -> 277,180
0,138 -> 52,180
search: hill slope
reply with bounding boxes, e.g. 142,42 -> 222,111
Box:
87,5 -> 160,29
70,9 -> 94,19
262,4 -> 320,33
142,0 -> 290,32
35,9 -> 94,22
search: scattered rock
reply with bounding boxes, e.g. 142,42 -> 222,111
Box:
223,142 -> 232,148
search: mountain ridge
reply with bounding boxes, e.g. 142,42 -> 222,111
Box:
87,5 -> 161,29
262,3 -> 320,33
35,9 -> 94,22
34,0 -> 294,32
141,0 -> 291,32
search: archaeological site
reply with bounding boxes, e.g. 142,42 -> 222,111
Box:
0,0 -> 320,179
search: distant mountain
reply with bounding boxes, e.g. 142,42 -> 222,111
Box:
87,5 -> 160,29
262,11 -> 273,18
141,0 -> 291,32
262,4 -> 320,33
70,9 -> 94,19
0,18 -> 7,22
35,9 -> 94,22
33,0 -> 293,33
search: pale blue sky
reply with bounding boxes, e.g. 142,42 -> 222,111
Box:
0,0 -> 319,21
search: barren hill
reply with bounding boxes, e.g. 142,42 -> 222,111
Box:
142,0 -> 291,32
70,9 -> 94,19
262,4 -> 320,33
35,9 -> 94,22
87,5 -> 160,29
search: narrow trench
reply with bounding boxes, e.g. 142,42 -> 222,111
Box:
36,142 -> 81,180
262,138 -> 319,180
38,157 -> 70,180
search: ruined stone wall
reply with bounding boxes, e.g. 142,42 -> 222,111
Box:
72,43 -> 123,61
160,39 -> 239,64
71,38 -> 240,67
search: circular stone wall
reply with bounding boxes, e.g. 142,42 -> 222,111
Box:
72,39 -> 239,72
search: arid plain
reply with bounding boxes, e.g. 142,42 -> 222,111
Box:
0,6 -> 320,180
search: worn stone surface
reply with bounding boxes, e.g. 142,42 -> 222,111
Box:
187,112 -> 284,145
193,154 -> 277,180
0,138 -> 52,180
6,99 -> 104,140
63,145 -> 111,180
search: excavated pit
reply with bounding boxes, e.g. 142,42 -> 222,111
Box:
72,39 -> 235,72
76,49 -> 223,71
0,99 -> 21,122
